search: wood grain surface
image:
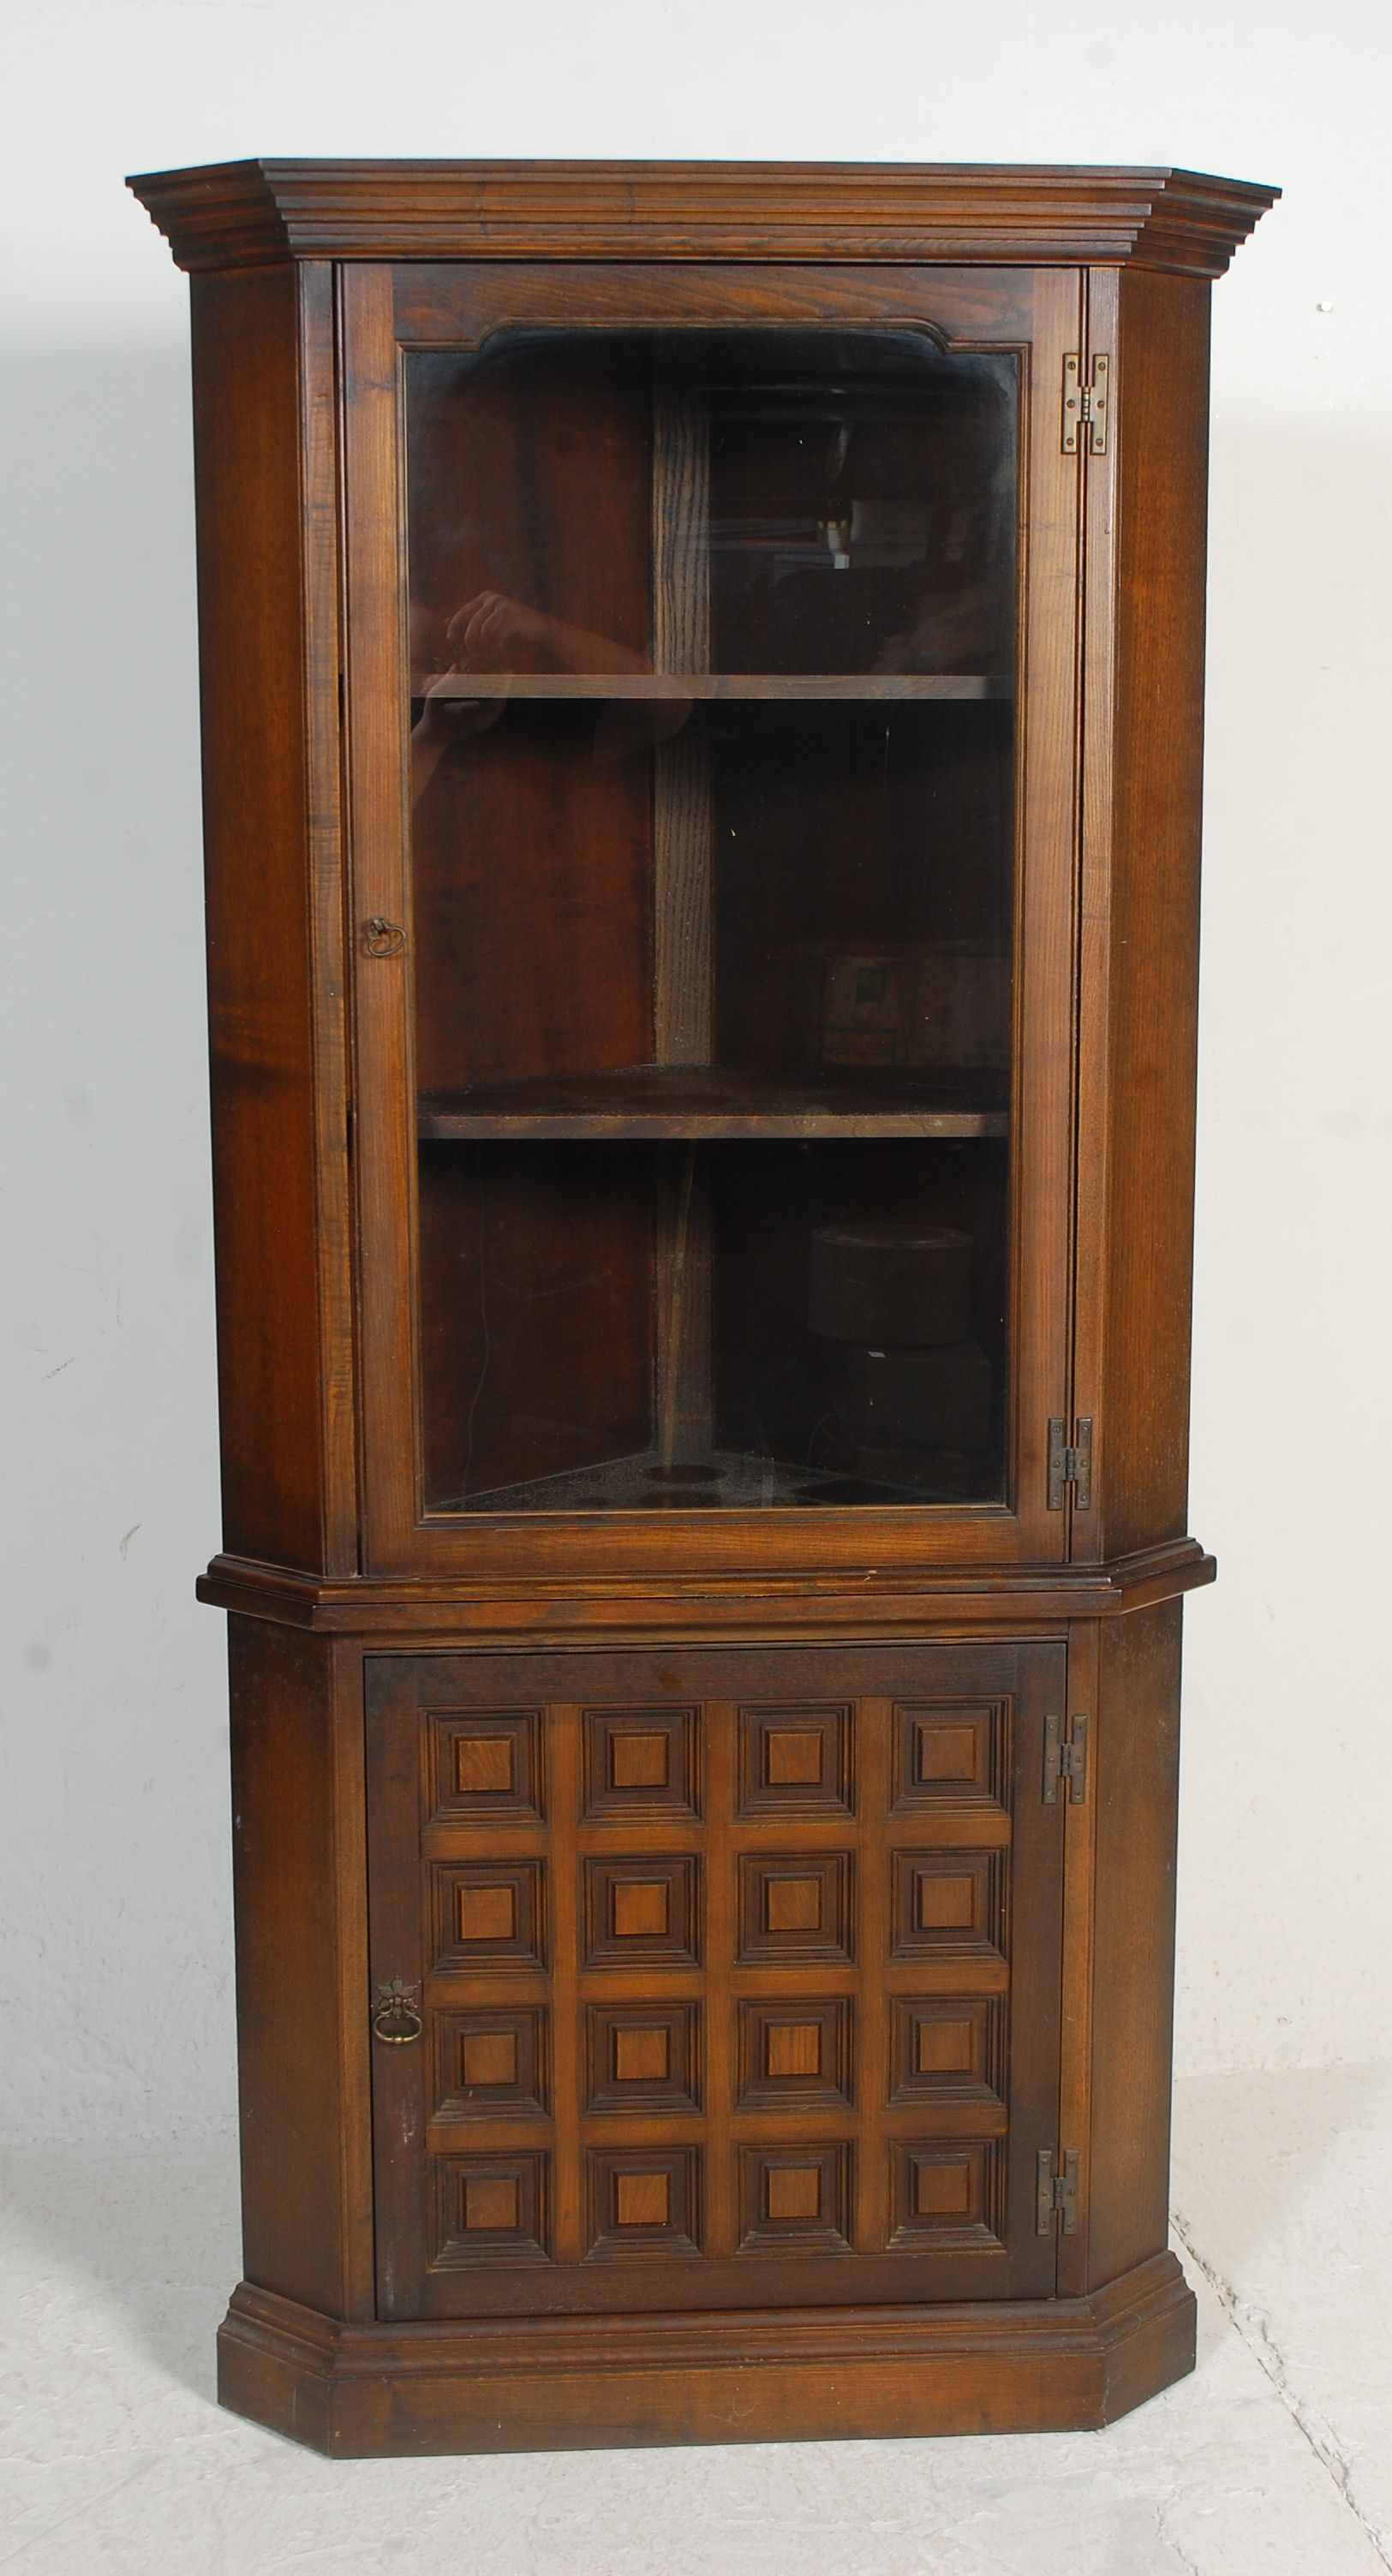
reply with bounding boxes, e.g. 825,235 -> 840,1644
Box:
217,2251 -> 1197,2453
135,158 -> 1273,2457
128,159 -> 1277,277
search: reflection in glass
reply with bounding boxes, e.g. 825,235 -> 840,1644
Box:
405,331 -> 1019,1511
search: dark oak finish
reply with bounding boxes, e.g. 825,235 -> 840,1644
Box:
338,254 -> 1078,1581
393,259 -> 1037,349
364,1642 -> 1062,2317
126,157 -> 1273,2457
226,1619 -> 373,2318
195,1537 -> 1217,1632
131,159 -> 1275,277
1085,1601 -> 1186,2287
218,2252 -> 1197,2454
417,1067 -> 1008,1140
1073,267 -> 1215,1564
189,265 -> 355,1577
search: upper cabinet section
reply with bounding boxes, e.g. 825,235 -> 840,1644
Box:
128,164 -> 1277,1587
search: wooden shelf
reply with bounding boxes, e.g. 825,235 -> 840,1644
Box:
431,1447 -> 985,1514
421,671 -> 1012,702
417,1065 -> 1009,1141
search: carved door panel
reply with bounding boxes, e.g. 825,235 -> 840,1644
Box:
366,1641 -> 1065,2319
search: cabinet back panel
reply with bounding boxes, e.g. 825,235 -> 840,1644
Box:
412,708 -> 653,1091
408,346 -> 654,1092
713,701 -> 1013,1081
418,1142 -> 655,1509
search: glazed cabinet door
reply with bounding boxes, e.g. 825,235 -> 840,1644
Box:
344,261 -> 1083,1582
365,1640 -> 1066,2318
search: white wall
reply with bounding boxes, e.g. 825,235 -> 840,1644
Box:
3,0 -> 1389,2143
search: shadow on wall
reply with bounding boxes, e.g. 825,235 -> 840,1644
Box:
1,343 -> 202,814
2,343 -> 230,2157
1180,418 -> 1392,2086
0,2135 -> 240,2405
1171,2062 -> 1392,2297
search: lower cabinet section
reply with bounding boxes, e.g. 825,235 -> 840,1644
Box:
218,1605 -> 1199,2454
364,1640 -> 1066,2320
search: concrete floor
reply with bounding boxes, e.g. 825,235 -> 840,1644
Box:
3,2063 -> 1390,2574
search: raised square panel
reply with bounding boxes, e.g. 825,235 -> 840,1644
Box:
738,2143 -> 853,2254
738,1703 -> 853,1816
612,1733 -> 669,1789
583,1705 -> 700,1822
768,1732 -> 823,1786
891,1699 -> 1008,1814
457,1736 -> 515,1794
583,1856 -> 701,1967
887,2140 -> 1004,2250
767,2164 -> 821,2220
888,1996 -> 1003,2106
460,1882 -> 516,1941
889,1850 -> 1003,1963
616,2026 -> 669,2081
766,1875 -> 822,1934
915,2159 -> 970,2215
427,1708 -> 544,1824
430,2151 -> 550,2268
918,1875 -> 975,1929
466,2174 -> 518,2229
586,2003 -> 701,2112
617,2170 -> 669,2227
738,1852 -> 852,1965
433,2007 -> 547,2120
612,1880 -> 669,1937
466,2030 -> 517,2085
432,1860 -> 545,1971
919,2018 -> 971,2072
738,1998 -> 852,2109
584,2148 -> 702,2259
767,2021 -> 821,2076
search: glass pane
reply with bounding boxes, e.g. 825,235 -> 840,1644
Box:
406,331 -> 1017,1512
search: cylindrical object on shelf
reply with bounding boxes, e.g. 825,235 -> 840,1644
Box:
828,1339 -> 993,1452
808,1223 -> 972,1347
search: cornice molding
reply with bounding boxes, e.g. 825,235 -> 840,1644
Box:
128,159 -> 1278,280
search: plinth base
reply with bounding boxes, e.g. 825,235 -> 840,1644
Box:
218,2251 -> 1196,2457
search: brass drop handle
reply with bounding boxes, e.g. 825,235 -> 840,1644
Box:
372,1978 -> 423,2044
363,916 -> 407,957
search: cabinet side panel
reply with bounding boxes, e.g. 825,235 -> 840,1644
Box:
1086,1599 -> 1182,2287
1095,271 -> 1210,1559
192,265 -> 332,1573
229,1616 -> 371,2318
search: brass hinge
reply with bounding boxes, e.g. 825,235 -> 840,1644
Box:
1062,352 -> 1110,455
1037,2145 -> 1081,2235
1043,1711 -> 1089,1805
1047,1415 -> 1093,1511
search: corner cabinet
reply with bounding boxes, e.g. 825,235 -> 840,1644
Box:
129,158 -> 1275,2457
